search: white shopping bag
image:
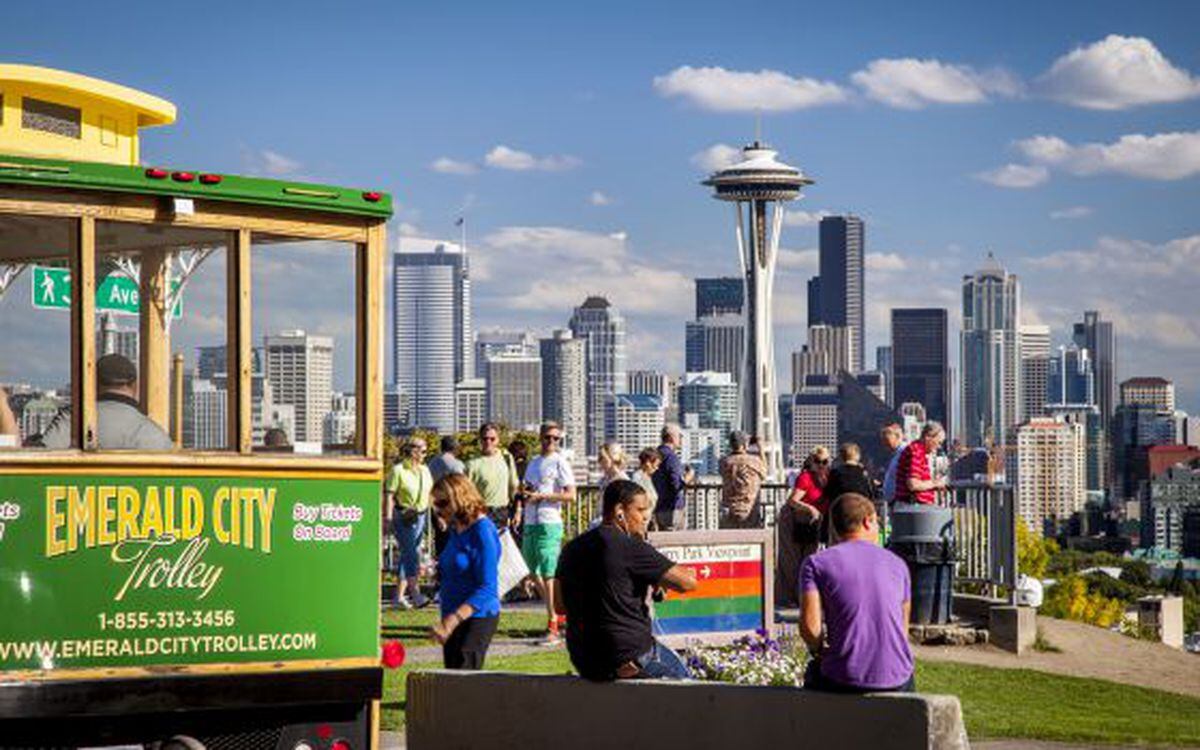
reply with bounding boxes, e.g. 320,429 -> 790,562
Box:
497,528 -> 530,597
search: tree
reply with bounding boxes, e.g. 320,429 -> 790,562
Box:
1017,520 -> 1058,579
1042,574 -> 1125,629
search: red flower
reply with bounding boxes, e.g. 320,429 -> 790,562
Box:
381,640 -> 406,669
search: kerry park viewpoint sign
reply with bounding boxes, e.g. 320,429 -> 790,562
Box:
31,265 -> 181,317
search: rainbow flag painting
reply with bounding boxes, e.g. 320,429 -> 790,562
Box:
653,543 -> 765,637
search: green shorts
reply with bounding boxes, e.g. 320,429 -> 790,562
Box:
521,523 -> 564,578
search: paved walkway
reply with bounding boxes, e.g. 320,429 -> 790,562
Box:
914,616 -> 1200,699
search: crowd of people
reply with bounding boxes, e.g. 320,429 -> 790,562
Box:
384,417 -> 948,695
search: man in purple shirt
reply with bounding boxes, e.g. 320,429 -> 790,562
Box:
799,492 -> 915,693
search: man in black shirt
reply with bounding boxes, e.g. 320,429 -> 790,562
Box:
555,480 -> 696,680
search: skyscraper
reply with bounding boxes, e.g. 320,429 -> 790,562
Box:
540,329 -> 587,453
263,329 -> 333,444
393,238 -> 471,433
685,312 -> 744,380
474,329 -> 537,379
694,277 -> 743,318
1047,403 -> 1107,494
1121,377 -> 1175,413
1020,324 -> 1051,422
809,215 -> 865,371
961,254 -> 1021,447
875,345 -> 893,406
677,371 -> 739,435
1073,311 -> 1116,427
1048,345 -> 1094,406
790,324 -> 854,391
486,352 -> 542,431
569,296 -> 627,455
607,394 -> 665,456
891,308 -> 950,431
627,369 -> 670,408
1017,417 -> 1086,534
454,378 -> 486,434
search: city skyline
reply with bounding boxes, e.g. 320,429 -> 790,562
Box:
1,2 -> 1198,412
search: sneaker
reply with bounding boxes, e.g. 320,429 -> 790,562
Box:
396,597 -> 414,610
539,620 -> 562,646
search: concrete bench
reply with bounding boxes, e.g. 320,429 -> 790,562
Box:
406,671 -> 969,750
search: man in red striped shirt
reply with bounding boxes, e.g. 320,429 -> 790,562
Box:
893,422 -> 947,505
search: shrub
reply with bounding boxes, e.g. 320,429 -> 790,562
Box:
687,631 -> 807,687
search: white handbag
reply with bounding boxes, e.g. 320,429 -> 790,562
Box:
496,528 -> 530,597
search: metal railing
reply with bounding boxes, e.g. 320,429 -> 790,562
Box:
938,482 -> 1019,603
384,479 -> 1018,605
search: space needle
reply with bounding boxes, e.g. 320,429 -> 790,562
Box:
704,140 -> 813,479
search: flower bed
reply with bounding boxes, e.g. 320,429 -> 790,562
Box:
686,631 -> 808,687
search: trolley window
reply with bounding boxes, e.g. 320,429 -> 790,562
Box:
0,214 -> 77,450
251,234 -> 359,456
93,221 -> 232,452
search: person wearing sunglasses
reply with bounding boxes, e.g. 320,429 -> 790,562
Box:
385,437 -> 434,609
466,422 -> 520,530
521,421 -> 576,643
429,474 -> 502,670
776,445 -> 831,608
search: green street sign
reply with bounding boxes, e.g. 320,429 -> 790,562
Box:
31,266 -> 182,318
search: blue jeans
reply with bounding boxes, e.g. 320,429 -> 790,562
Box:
393,511 -> 426,579
635,639 -> 690,679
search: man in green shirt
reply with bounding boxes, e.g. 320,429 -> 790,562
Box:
466,422 -> 519,529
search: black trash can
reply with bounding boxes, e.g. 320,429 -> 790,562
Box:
887,504 -> 954,624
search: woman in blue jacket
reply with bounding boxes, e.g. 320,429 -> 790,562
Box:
429,473 -> 501,669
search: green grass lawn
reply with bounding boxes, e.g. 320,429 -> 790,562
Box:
917,660 -> 1200,747
381,606 -> 548,642
381,625 -> 1200,747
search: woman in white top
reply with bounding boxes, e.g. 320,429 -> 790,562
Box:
630,447 -> 660,510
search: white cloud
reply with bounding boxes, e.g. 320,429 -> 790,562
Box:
1016,131 -> 1200,180
484,145 -> 581,172
691,143 -> 742,172
866,252 -> 908,273
429,157 -> 478,175
1049,206 -> 1093,220
1027,234 -> 1200,278
851,58 -> 1020,109
653,65 -> 848,112
1037,35 -> 1200,110
1022,234 -> 1200,357
783,209 -> 830,227
240,148 -> 303,177
777,248 -> 818,271
396,222 -> 423,236
589,191 -> 613,206
474,226 -> 691,315
973,163 -> 1049,189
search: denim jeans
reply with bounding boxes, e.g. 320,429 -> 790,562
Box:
634,638 -> 690,679
393,511 -> 427,579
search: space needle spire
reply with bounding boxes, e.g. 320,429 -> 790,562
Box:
704,140 -> 813,479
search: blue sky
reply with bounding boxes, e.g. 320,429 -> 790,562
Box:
3,0 -> 1199,410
